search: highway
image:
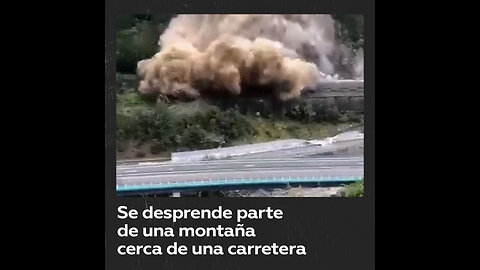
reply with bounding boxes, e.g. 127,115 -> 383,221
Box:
116,156 -> 364,193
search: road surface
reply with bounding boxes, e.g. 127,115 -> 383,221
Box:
116,156 -> 364,193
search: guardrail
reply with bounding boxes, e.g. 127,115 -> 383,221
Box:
116,175 -> 363,193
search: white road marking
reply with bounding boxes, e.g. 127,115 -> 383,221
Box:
117,168 -> 363,180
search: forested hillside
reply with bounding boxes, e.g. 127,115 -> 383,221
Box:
115,15 -> 364,160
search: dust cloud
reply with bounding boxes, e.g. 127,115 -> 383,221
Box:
137,14 -> 362,101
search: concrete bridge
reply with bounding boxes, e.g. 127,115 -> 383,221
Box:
116,156 -> 363,195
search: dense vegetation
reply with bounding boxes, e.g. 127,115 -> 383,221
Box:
332,15 -> 364,50
116,15 -> 172,73
117,79 -> 362,157
116,88 -> 257,155
342,180 -> 364,197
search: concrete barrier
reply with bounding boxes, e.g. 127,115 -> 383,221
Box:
171,139 -> 309,162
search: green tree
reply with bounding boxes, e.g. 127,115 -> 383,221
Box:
333,15 -> 364,50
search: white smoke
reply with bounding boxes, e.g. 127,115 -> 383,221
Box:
353,48 -> 364,79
